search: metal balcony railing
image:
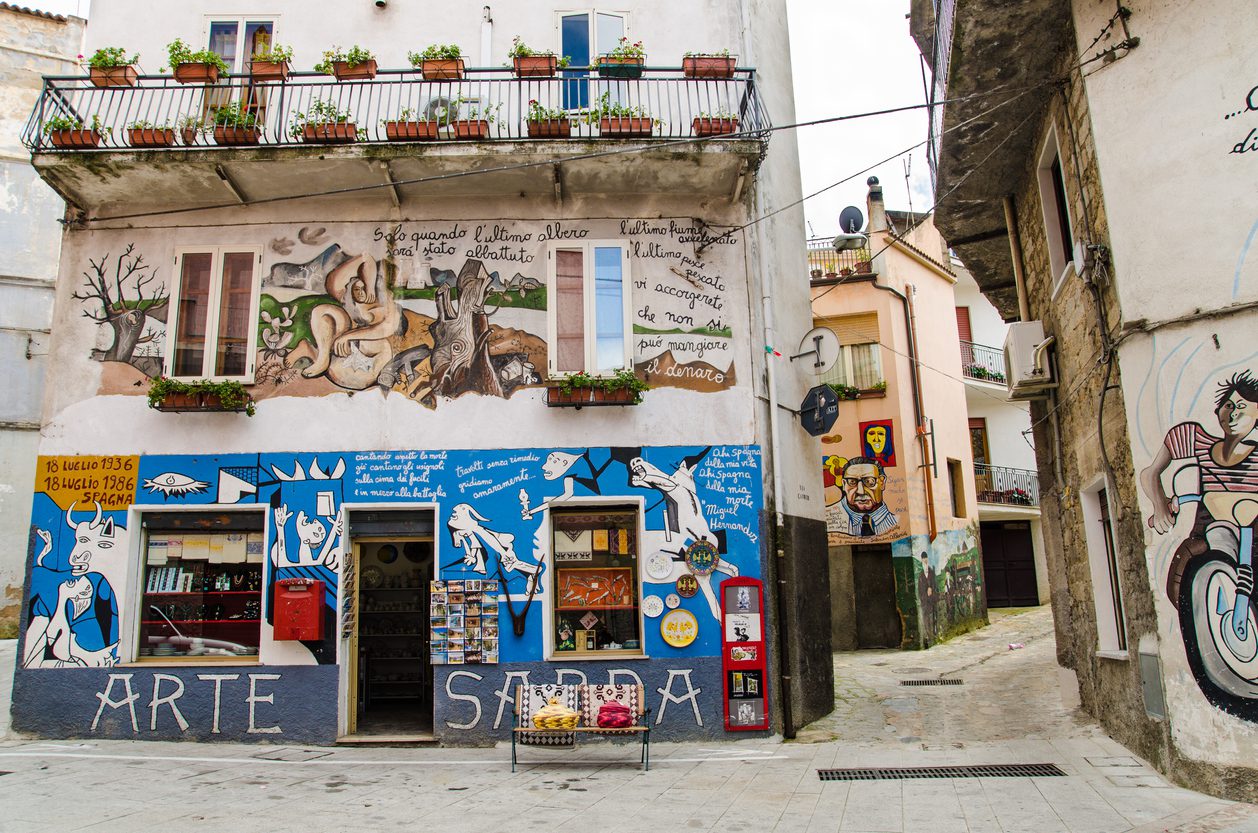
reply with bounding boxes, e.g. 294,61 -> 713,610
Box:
21,65 -> 770,151
974,464 -> 1039,507
806,237 -> 874,279
960,339 -> 1006,384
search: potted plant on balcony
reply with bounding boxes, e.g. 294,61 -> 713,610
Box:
589,92 -> 656,138
682,48 -> 735,79
179,115 -> 207,146
163,38 -> 229,84
315,45 -> 377,81
595,37 -> 645,79
250,43 -> 294,82
381,107 -> 443,141
692,108 -> 739,137
43,115 -> 108,149
447,97 -> 500,140
212,101 -> 262,146
525,99 -> 571,138
410,44 -> 465,80
148,376 -> 256,416
290,99 -> 357,144
547,369 -> 648,407
826,382 -> 861,401
87,47 -> 140,88
507,36 -> 569,78
855,259 -> 872,274
127,120 -> 176,148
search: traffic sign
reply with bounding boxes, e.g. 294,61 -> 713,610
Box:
800,385 -> 839,437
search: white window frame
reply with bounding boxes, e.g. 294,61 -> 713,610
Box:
1081,478 -> 1128,657
202,15 -> 281,72
1037,123 -> 1077,296
545,240 -> 633,377
543,499 -> 648,661
555,9 -> 630,60
166,245 -> 263,383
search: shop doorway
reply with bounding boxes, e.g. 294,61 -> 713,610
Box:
347,527 -> 435,739
852,544 -> 902,648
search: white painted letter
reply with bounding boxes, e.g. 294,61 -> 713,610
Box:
446,670 -> 485,730
656,669 -> 703,726
492,670 -> 532,729
555,668 -> 588,687
149,674 -> 189,731
197,673 -> 240,734
91,674 -> 139,733
608,668 -> 644,688
247,673 -> 283,734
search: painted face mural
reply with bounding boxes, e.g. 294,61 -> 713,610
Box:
1142,369 -> 1258,721
830,457 -> 898,539
860,419 -> 896,467
823,419 -> 906,545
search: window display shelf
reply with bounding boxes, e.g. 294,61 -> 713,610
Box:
142,619 -> 261,625
147,590 -> 256,596
555,604 -> 637,611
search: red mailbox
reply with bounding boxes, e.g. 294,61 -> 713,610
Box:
274,578 -> 324,641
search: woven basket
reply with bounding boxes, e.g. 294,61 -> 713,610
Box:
533,712 -> 580,730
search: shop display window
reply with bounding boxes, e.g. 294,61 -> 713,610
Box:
551,508 -> 642,656
138,516 -> 265,660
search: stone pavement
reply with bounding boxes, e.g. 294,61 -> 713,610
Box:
1,610 -> 1256,832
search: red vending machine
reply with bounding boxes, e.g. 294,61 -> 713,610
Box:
720,577 -> 769,731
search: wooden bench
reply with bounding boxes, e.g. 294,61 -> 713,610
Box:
511,683 -> 651,771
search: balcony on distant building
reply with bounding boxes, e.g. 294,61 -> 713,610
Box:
806,237 -> 875,280
22,65 -> 770,214
960,339 -> 1006,385
974,463 -> 1039,508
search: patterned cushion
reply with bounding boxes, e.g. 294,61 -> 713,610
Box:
517,684 -> 579,745
579,684 -> 640,727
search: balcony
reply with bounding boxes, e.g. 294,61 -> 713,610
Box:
975,464 -> 1039,508
806,237 -> 875,280
960,339 -> 1006,385
22,66 -> 770,215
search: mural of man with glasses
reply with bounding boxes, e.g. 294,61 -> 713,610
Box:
833,457 -> 899,538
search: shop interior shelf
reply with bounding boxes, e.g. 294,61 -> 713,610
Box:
147,590 -> 257,596
142,619 -> 261,625
555,604 -> 637,611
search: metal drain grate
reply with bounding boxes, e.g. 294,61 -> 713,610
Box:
900,678 -> 964,686
818,763 -> 1066,781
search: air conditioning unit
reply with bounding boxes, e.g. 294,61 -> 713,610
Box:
1004,321 -> 1055,399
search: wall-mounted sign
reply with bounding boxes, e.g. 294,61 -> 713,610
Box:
720,577 -> 768,731
800,385 -> 840,437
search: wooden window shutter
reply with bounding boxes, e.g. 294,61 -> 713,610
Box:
826,312 -> 879,345
955,307 -> 972,343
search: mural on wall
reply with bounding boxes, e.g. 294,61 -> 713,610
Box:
822,424 -> 908,544
1142,369 -> 1258,719
83,219 -> 743,404
892,527 -> 986,648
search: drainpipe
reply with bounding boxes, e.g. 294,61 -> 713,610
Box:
1003,196 -> 1031,322
480,6 -> 493,67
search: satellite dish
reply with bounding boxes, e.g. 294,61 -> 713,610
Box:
792,327 -> 841,376
839,205 -> 865,234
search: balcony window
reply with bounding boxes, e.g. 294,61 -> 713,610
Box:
169,247 -> 261,381
547,242 -> 631,376
558,10 -> 628,109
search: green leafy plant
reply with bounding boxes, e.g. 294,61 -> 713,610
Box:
289,99 -> 356,138
507,36 -> 570,67
526,99 -> 567,123
870,379 -> 888,393
87,47 -> 138,69
586,91 -> 656,124
42,114 -> 109,134
696,108 -> 736,120
314,45 -> 375,74
683,48 -> 731,58
127,120 -> 174,130
445,95 -> 501,123
826,382 -> 861,401
147,376 -> 256,416
212,101 -> 259,129
556,369 -> 649,404
408,43 -> 462,65
252,43 -> 293,63
596,36 -> 645,62
162,38 -> 230,73
178,115 -> 207,131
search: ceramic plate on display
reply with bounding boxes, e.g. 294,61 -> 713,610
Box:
642,595 -> 665,618
377,544 -> 398,564
646,552 -> 675,580
403,542 -> 426,563
665,593 -> 681,609
660,608 -> 699,648
362,565 -> 383,589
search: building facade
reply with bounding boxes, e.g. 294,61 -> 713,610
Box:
814,180 -> 987,651
0,3 -> 83,636
12,0 -> 833,745
915,0 -> 1258,799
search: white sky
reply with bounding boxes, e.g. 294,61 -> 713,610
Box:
786,0 -> 933,239
30,0 -> 929,240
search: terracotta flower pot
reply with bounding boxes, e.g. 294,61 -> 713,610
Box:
250,60 -> 290,82
597,57 -> 644,79
513,55 -> 557,78
173,62 -> 220,84
384,120 -> 440,141
301,122 -> 357,143
213,125 -> 262,145
682,56 -> 736,79
155,392 -> 201,410
421,58 -> 465,80
128,127 -> 176,148
181,127 -> 200,146
47,129 -> 102,149
855,261 -> 872,274
332,59 -> 377,81
89,65 -> 137,88
600,116 -> 653,138
451,119 -> 490,140
692,116 -> 738,137
527,119 -> 571,138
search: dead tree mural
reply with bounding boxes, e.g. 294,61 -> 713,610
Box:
428,259 -> 503,401
73,244 -> 168,376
